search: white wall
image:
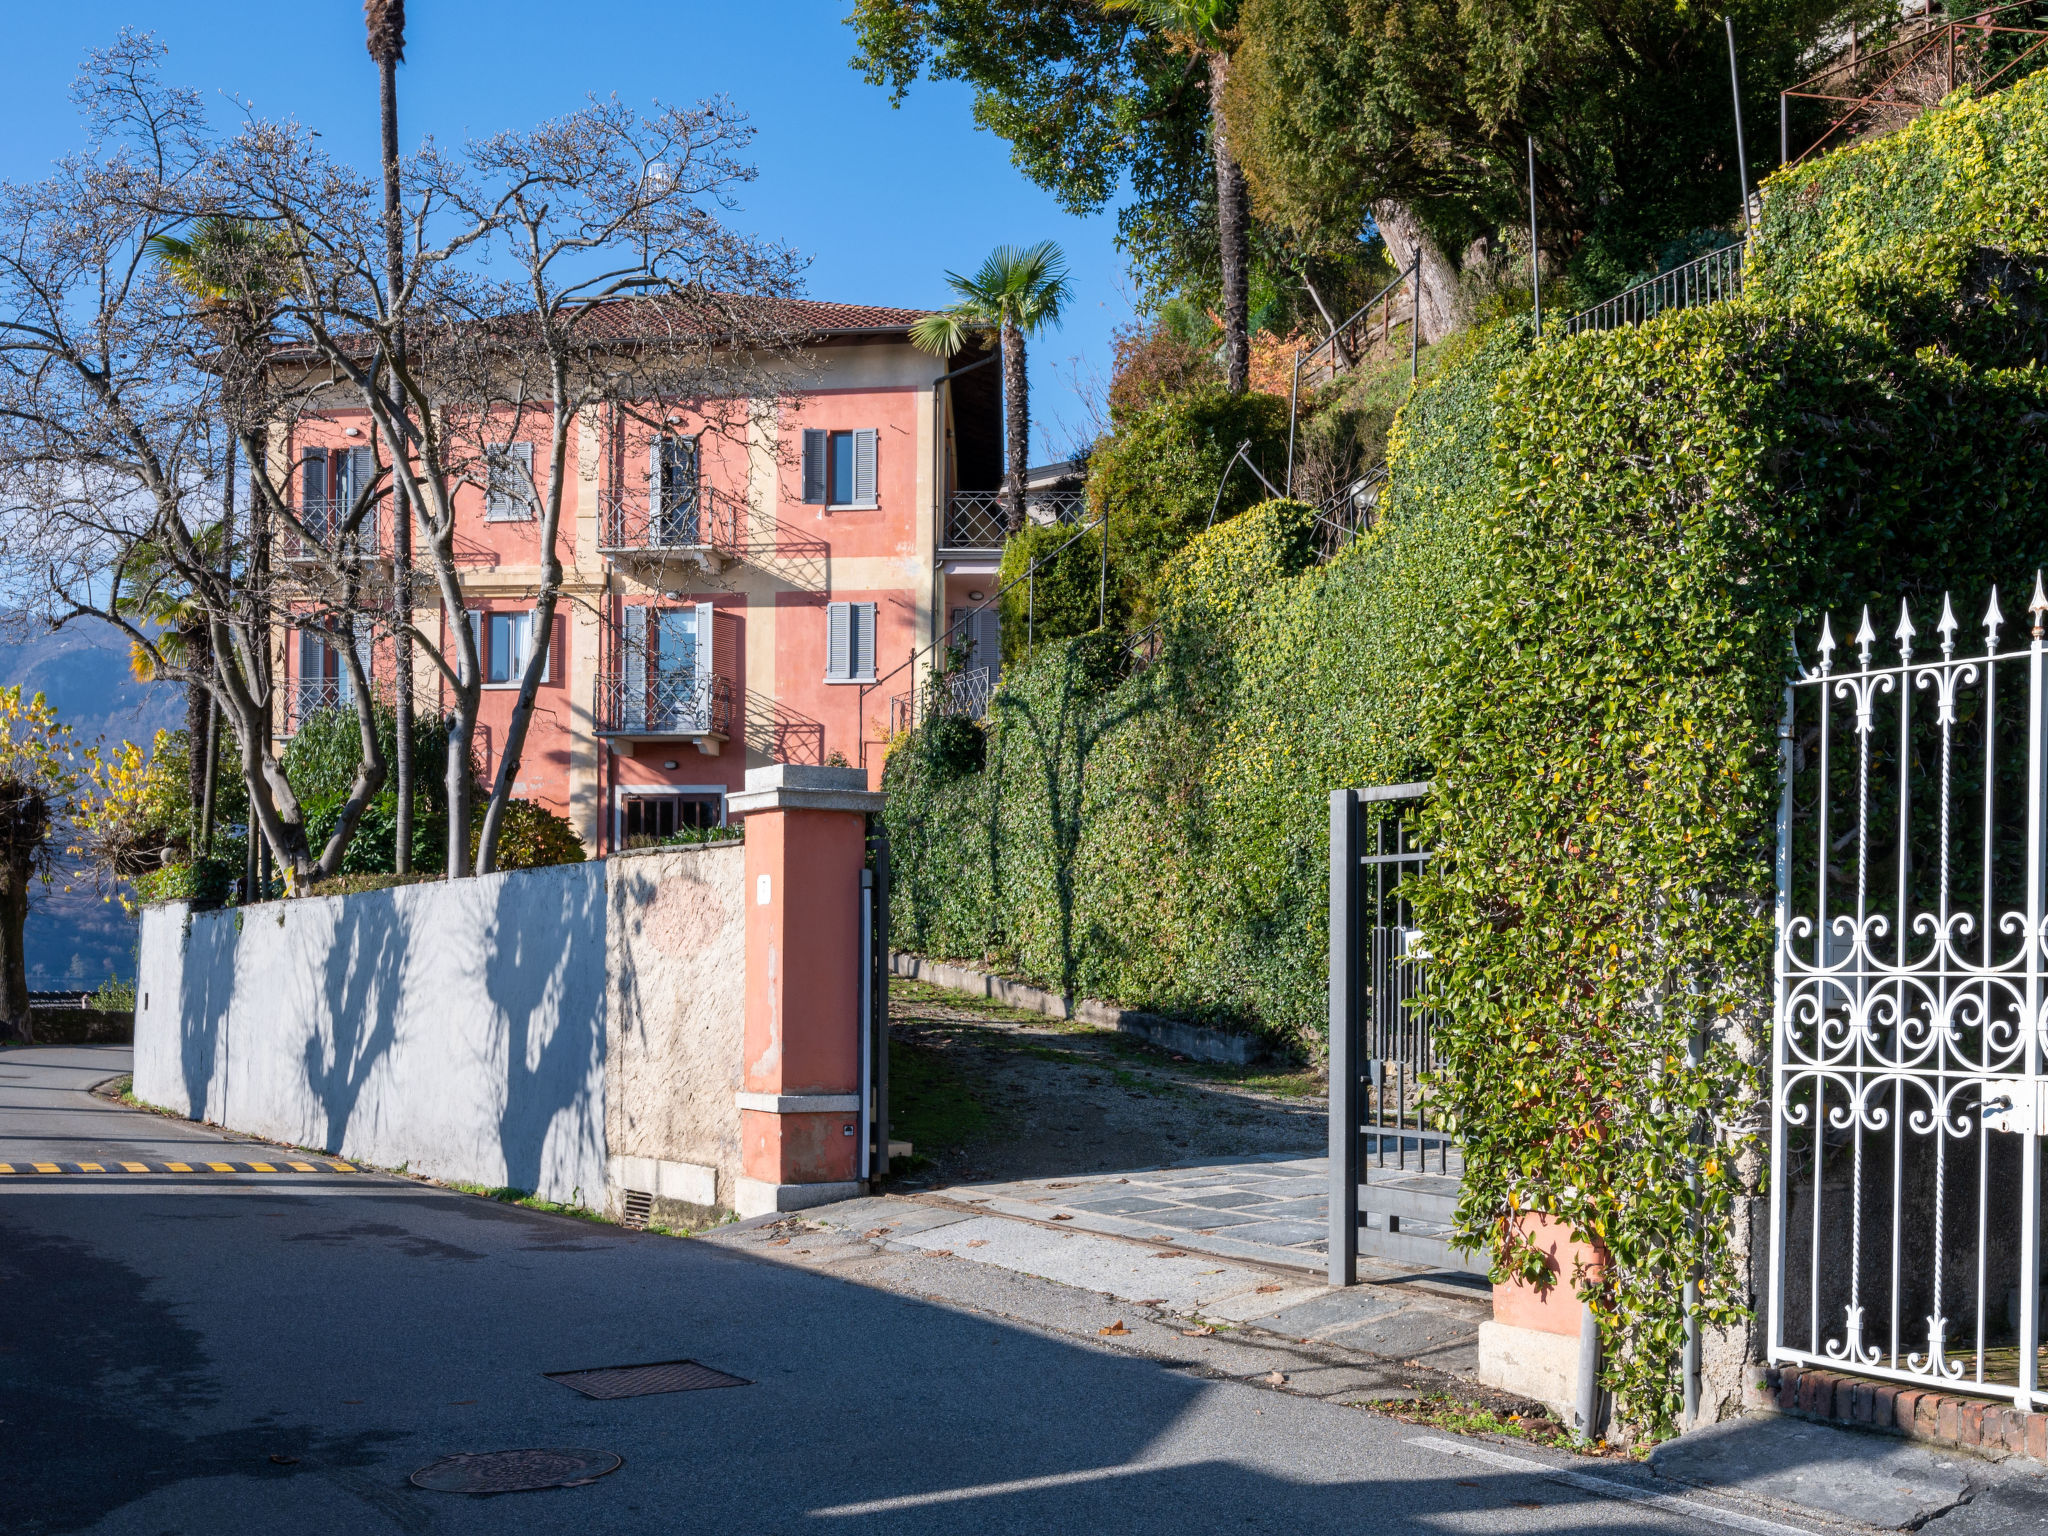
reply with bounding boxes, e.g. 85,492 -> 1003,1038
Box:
135,862 -> 612,1205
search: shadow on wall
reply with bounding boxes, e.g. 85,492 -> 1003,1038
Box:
484,867 -> 606,1199
305,897 -> 405,1157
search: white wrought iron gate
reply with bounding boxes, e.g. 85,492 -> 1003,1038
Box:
1771,582 -> 2048,1410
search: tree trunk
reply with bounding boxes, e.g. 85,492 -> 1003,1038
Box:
1211,55 -> 1250,396
182,624 -> 210,850
1001,319 -> 1028,536
380,51 -> 416,877
1370,200 -> 1461,346
0,854 -> 32,1043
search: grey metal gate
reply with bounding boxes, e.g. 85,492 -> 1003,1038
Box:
861,815 -> 892,1184
1770,587 -> 2048,1411
1328,782 -> 1484,1283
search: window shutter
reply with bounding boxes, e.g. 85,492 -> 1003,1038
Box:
514,442 -> 534,518
855,602 -> 877,681
648,436 -> 664,521
802,429 -> 828,504
466,609 -> 483,687
826,601 -> 851,680
622,606 -> 646,730
350,615 -> 375,695
540,612 -> 554,685
348,447 -> 379,546
852,429 -> 877,506
694,602 -> 715,682
301,448 -> 329,540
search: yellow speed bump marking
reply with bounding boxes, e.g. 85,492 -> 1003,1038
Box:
122,1162 -> 149,1172
0,1164 -> 12,1174
330,1162 -> 356,1172
165,1162 -> 191,1172
206,1162 -> 234,1173
78,1162 -> 104,1171
288,1161 -> 315,1172
246,1162 -> 275,1172
33,1162 -> 58,1173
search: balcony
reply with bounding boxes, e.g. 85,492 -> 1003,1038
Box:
283,677 -> 352,735
595,670 -> 733,751
281,498 -> 383,565
599,485 -> 742,578
942,491 -> 1086,554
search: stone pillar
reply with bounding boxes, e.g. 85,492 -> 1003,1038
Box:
726,764 -> 884,1218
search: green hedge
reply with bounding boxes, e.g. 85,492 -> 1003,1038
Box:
889,70 -> 2048,1435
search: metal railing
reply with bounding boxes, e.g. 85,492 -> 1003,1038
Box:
1562,240 -> 1747,337
1313,463 -> 1389,562
599,484 -> 743,559
594,670 -> 733,737
281,497 -> 382,562
1781,2 -> 2048,166
943,490 -> 1087,550
284,677 -> 350,733
1300,257 -> 1421,389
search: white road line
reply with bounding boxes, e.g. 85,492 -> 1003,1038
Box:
1406,1436 -> 1826,1536
809,1463 -> 1157,1515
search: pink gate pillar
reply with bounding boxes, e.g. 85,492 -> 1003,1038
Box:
726,764 -> 885,1219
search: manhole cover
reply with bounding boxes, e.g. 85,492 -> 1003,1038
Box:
546,1359 -> 750,1400
409,1447 -> 622,1494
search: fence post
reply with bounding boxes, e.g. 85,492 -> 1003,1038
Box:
727,764 -> 887,1218
2020,587 -> 2046,1411
1329,788 -> 1361,1286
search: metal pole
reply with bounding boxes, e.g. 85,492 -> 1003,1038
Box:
2018,580 -> 2046,1413
1728,18 -> 1755,236
1410,256 -> 1420,381
1766,676 -> 1795,1378
1527,136 -> 1542,339
1328,789 -> 1361,1287
1285,348 -> 1301,498
1097,510 -> 1108,630
1027,564 -> 1035,653
1781,92 -> 1789,168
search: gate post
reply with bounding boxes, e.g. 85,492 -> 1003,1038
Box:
1329,788 -> 1362,1286
727,764 -> 886,1219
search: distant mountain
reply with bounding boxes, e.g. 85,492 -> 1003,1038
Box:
0,619 -> 184,989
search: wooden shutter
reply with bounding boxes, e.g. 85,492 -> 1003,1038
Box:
465,609 -> 483,687
854,602 -> 877,680
648,436 -> 664,522
802,429 -> 828,504
826,601 -> 851,680
301,448 -> 329,540
852,428 -> 877,506
621,606 -> 647,730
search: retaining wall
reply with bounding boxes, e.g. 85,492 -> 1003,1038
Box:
133,843 -> 745,1214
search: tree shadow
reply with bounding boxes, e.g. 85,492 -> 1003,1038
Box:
301,895 -> 406,1155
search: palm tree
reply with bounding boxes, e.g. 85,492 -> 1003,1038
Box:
1109,0 -> 1248,394
910,241 -> 1072,535
365,0 -> 415,875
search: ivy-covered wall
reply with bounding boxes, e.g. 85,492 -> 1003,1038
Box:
887,74 -> 2048,1433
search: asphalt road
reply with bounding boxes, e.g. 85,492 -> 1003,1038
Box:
0,1044 -> 1920,1534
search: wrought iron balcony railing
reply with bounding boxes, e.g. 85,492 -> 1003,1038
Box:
943,490 -> 1087,550
1562,240 -> 1746,337
281,498 -> 383,563
599,484 -> 743,561
595,669 -> 733,738
285,677 -> 350,733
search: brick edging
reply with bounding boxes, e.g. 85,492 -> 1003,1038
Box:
1767,1363 -> 2045,1460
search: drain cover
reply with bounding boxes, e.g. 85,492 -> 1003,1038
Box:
545,1359 -> 750,1400
409,1447 -> 621,1494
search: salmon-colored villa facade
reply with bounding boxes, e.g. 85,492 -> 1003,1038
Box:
277,299 -> 1009,854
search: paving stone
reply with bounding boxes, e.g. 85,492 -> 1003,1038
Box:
1176,1191 -> 1276,1211
1140,1206 -> 1264,1231
1231,1197 -> 1327,1219
1064,1194 -> 1175,1215
1264,1288 -> 1407,1335
1649,1414 -> 1978,1530
1222,1219 -> 1329,1248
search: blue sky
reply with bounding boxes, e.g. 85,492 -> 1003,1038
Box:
0,3 -> 1129,460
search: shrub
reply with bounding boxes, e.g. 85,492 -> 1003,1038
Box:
996,521 -> 1115,664
472,798 -> 586,871
281,702 -> 455,874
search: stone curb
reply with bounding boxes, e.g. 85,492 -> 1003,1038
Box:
888,952 -> 1279,1065
1765,1363 -> 2047,1462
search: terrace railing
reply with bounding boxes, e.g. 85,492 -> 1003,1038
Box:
595,670 -> 734,738
943,490 -> 1087,551
281,497 -> 382,563
599,484 -> 743,561
1562,240 -> 1747,338
1300,257 -> 1422,390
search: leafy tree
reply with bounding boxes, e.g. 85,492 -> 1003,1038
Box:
1226,0 -> 1858,308
910,241 -> 1073,532
997,521 -> 1117,662
0,690 -> 80,1041
281,703 -> 450,877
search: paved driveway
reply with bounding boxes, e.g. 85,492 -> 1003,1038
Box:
0,1043 -> 1975,1535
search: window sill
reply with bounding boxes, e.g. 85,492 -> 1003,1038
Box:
482,681 -> 550,690
807,502 -> 879,512
483,514 -> 535,524
823,676 -> 876,685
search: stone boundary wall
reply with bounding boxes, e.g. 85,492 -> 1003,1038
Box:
1766,1363 -> 2048,1463
133,843 -> 745,1218
888,952 -> 1277,1066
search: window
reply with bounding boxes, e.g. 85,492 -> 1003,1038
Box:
825,601 -> 877,682
620,792 -> 724,848
619,602 -> 716,733
648,435 -> 699,544
801,428 -> 877,507
485,442 -> 534,521
470,609 -> 551,688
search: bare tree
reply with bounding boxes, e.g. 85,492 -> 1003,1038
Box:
216,91 -> 810,874
0,34 -> 390,890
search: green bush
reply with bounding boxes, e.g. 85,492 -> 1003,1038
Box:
473,798 -> 586,871
1087,387 -> 1291,613
133,855 -> 239,909
281,702 -> 454,874
996,521 -> 1115,664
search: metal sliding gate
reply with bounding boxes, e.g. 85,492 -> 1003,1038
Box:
860,815 -> 892,1184
1328,782 -> 1485,1283
1771,586 -> 2048,1410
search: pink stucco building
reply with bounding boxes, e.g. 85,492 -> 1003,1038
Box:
277,298 -> 1015,854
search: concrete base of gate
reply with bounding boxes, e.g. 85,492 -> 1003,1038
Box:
1477,1320 -> 1581,1420
735,1176 -> 865,1219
